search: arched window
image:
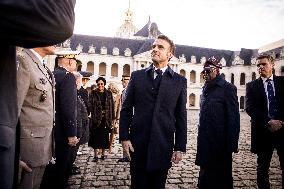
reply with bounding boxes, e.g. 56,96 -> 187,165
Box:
231,73 -> 234,85
252,72 -> 256,81
240,96 -> 245,109
240,73 -> 246,85
190,70 -> 196,83
77,60 -> 82,71
200,72 -> 205,84
123,64 -> 130,76
189,93 -> 196,107
180,69 -> 186,77
99,62 -> 106,76
111,63 -> 118,77
86,61 -> 94,73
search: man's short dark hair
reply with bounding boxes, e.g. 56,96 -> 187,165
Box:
157,34 -> 175,55
257,53 -> 274,63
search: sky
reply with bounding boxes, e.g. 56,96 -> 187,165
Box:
74,0 -> 284,51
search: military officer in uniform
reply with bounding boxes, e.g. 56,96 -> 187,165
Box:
17,46 -> 55,189
52,51 -> 80,189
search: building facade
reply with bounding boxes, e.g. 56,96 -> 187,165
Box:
46,8 -> 284,110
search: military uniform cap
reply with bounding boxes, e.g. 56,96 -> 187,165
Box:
55,50 -> 80,59
121,75 -> 130,81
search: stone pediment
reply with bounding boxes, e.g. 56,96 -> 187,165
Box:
220,57 -> 226,67
88,44 -> 96,54
76,43 -> 83,52
251,57 -> 257,65
233,55 -> 244,65
113,47 -> 119,56
200,57 -> 206,64
100,46 -> 107,55
124,48 -> 132,56
62,39 -> 71,48
134,50 -> 151,59
191,55 -> 196,63
179,54 -> 186,63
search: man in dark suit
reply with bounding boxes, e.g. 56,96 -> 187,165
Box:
246,54 -> 284,189
53,51 -> 80,189
0,1 -> 76,188
119,35 -> 187,189
195,57 -> 240,189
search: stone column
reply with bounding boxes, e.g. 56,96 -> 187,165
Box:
118,63 -> 123,78
106,63 -> 111,81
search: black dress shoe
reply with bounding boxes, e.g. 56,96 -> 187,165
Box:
92,156 -> 98,162
72,164 -> 79,170
70,168 -> 81,175
117,157 -> 130,162
101,155 -> 105,160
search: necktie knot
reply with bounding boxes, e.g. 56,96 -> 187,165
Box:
155,69 -> 162,75
266,78 -> 272,83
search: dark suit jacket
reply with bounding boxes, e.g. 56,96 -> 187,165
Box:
195,75 -> 240,167
0,1 -> 75,188
246,76 -> 284,153
119,64 -> 187,171
53,67 -> 77,142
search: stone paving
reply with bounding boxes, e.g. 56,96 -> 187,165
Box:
69,110 -> 282,189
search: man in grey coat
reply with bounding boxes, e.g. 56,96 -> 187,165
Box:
17,47 -> 55,189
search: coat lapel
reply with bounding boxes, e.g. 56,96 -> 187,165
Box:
273,75 -> 281,101
155,66 -> 174,106
256,77 -> 268,109
24,49 -> 53,86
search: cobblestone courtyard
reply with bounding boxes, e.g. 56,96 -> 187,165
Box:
69,110 -> 282,189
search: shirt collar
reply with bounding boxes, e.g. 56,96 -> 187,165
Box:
145,64 -> 174,77
261,75 -> 274,83
153,64 -> 167,73
30,49 -> 44,65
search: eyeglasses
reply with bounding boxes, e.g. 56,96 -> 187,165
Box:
97,83 -> 104,86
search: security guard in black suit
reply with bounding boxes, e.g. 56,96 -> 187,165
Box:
42,51 -> 80,189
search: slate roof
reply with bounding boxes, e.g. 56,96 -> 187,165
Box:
134,21 -> 162,37
70,34 -> 258,66
70,34 -> 145,56
71,16 -> 259,67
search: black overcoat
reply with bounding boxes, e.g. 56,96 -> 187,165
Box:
195,75 -> 240,167
53,67 -> 77,142
119,65 -> 187,171
246,76 -> 284,153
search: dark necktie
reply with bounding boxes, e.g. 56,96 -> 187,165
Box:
266,79 -> 277,118
153,69 -> 162,89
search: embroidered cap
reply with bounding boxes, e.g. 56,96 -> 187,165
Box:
55,50 -> 80,60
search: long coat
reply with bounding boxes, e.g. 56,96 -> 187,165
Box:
195,75 -> 240,167
0,1 -> 75,188
77,95 -> 89,145
246,76 -> 284,153
53,67 -> 77,142
89,89 -> 115,129
119,65 -> 187,171
17,49 -> 54,167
